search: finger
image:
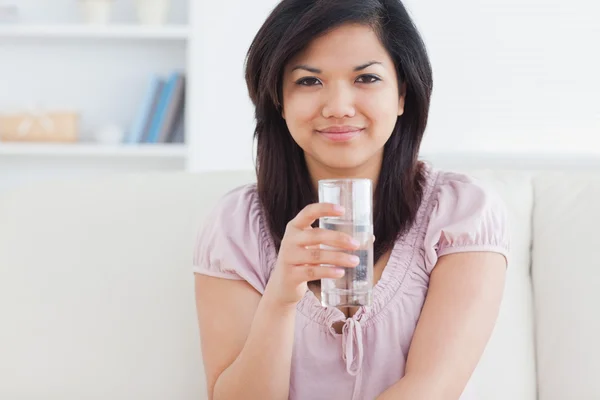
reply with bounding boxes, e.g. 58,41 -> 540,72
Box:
295,228 -> 359,250
289,203 -> 344,230
292,248 -> 359,268
291,265 -> 347,282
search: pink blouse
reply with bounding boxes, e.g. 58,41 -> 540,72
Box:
193,164 -> 510,400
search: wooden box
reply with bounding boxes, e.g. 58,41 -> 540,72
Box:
0,111 -> 79,143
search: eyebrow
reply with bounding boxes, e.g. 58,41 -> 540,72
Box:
291,61 -> 383,74
354,61 -> 383,71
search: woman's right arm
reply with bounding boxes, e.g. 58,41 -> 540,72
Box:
195,203 -> 361,400
195,275 -> 297,400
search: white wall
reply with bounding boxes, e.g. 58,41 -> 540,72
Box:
188,0 -> 600,172
187,0 -> 278,172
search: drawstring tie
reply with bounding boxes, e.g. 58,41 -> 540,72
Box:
342,318 -> 364,376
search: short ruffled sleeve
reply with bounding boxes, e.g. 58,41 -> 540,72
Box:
192,184 -> 273,294
423,172 -> 510,273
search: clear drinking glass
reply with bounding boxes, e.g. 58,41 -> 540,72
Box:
318,179 -> 374,308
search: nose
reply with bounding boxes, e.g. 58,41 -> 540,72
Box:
321,84 -> 356,119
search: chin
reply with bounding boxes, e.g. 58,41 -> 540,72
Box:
316,155 -> 369,171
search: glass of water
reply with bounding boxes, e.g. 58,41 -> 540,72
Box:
318,179 -> 373,308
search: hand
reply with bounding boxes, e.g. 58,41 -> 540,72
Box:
263,203 -> 360,308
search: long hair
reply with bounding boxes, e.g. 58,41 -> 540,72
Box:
245,0 -> 433,262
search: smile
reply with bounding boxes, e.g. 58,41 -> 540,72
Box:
316,126 -> 365,142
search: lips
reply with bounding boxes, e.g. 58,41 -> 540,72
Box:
316,126 -> 364,142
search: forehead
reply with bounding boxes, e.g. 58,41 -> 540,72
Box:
287,23 -> 393,70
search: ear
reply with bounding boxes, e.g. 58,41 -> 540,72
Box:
398,82 -> 407,116
279,103 -> 286,120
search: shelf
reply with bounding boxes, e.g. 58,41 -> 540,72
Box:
0,143 -> 187,158
0,24 -> 189,40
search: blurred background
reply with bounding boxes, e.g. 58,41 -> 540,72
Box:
1,0 -> 598,192
0,1 -> 599,399
0,0 -> 189,192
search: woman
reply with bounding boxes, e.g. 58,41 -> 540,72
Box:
193,0 -> 508,399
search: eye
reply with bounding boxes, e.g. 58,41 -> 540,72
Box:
356,74 -> 381,84
295,77 -> 322,86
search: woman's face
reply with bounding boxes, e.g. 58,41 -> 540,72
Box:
282,23 -> 405,178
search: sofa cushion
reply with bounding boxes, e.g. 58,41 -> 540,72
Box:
0,171 -> 252,400
532,172 -> 600,400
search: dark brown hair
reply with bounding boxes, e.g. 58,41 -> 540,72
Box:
245,0 -> 433,263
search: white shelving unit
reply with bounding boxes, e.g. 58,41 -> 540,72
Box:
0,143 -> 187,158
0,24 -> 189,40
0,0 -> 191,192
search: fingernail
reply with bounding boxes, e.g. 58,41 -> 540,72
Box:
334,268 -> 345,277
350,238 -> 360,247
350,255 -> 360,264
334,205 -> 345,213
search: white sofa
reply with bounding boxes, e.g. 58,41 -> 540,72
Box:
1,159 -> 600,400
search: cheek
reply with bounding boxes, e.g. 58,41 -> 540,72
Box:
359,89 -> 399,133
283,93 -> 318,132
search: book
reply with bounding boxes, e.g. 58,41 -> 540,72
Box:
145,71 -> 184,143
125,75 -> 164,144
167,104 -> 185,143
157,73 -> 185,143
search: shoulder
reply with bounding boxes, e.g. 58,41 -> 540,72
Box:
432,168 -> 508,222
214,183 -> 260,216
193,183 -> 273,293
422,165 -> 510,272
417,163 -> 508,224
202,183 -> 266,234
431,168 -> 507,215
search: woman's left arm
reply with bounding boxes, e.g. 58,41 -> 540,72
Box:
377,251 -> 507,400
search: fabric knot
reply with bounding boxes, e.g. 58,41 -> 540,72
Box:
341,318 -> 364,376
